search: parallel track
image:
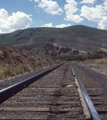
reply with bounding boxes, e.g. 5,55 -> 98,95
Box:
0,62 -> 105,120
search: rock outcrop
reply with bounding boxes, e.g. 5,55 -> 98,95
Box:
36,43 -> 86,56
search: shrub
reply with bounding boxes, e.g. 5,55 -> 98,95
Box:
2,50 -> 8,58
4,67 -> 14,77
55,54 -> 103,61
8,48 -> 13,53
23,66 -> 31,72
28,57 -> 36,62
21,51 -> 28,58
12,55 -> 22,63
87,54 -> 103,59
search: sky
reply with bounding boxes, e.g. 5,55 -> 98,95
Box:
0,0 -> 107,33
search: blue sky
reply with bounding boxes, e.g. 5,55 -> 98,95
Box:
0,0 -> 107,33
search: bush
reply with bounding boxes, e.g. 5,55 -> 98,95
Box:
12,55 -> 22,63
4,67 -> 14,77
87,54 -> 103,59
0,68 -> 4,79
55,54 -> 103,61
8,48 -> 13,53
3,50 -> 8,58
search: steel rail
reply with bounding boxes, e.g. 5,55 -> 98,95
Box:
0,62 -> 65,104
72,67 -> 101,120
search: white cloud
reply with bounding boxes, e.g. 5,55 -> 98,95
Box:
80,0 -> 96,4
38,0 -> 63,15
0,9 -> 32,33
40,23 -> 71,28
98,16 -> 107,29
80,5 -> 106,22
103,1 -> 107,11
41,23 -> 53,27
34,0 -> 39,2
55,24 -> 71,28
64,0 -> 83,23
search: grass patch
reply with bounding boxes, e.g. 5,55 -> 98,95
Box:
0,69 -> 4,74
83,58 -> 107,66
31,47 -> 37,52
0,65 -> 32,79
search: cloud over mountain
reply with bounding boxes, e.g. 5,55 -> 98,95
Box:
80,5 -> 106,22
0,9 -> 32,33
64,0 -> 83,23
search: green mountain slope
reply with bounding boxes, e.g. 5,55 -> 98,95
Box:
0,27 -> 55,46
0,25 -> 107,52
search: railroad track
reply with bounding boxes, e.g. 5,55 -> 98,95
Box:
72,62 -> 107,120
0,62 -> 106,119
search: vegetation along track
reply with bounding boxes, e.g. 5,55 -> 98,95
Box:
0,61 -> 104,120
72,62 -> 107,120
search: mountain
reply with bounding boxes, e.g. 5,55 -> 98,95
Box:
0,33 -> 9,37
0,25 -> 107,53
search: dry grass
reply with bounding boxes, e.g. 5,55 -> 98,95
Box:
0,45 -> 59,80
82,58 -> 107,76
83,58 -> 107,66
